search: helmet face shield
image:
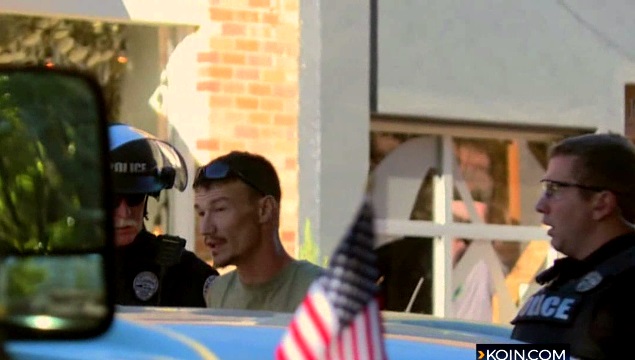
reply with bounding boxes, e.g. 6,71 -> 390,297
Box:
154,140 -> 188,191
109,124 -> 188,195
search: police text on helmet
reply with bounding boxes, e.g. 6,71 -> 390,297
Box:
112,162 -> 148,174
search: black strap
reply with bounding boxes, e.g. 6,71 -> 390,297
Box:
594,244 -> 635,278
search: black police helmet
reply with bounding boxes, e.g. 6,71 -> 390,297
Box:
109,123 -> 188,196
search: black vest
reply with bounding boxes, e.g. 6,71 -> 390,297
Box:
511,245 -> 635,359
114,230 -> 218,307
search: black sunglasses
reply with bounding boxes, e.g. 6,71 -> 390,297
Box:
540,179 -> 604,199
194,161 -> 266,195
113,194 -> 147,208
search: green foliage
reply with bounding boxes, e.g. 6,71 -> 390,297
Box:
298,218 -> 319,264
0,71 -> 106,254
6,259 -> 48,297
298,218 -> 329,267
2,255 -> 105,313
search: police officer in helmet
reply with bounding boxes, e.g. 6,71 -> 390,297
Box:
110,123 -> 217,307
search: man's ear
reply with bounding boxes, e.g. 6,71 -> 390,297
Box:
258,196 -> 277,224
592,191 -> 618,221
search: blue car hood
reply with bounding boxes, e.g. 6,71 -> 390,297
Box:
7,307 -> 520,359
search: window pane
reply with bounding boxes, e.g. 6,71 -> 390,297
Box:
370,128 -> 562,323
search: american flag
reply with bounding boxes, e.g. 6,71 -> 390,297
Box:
275,199 -> 387,360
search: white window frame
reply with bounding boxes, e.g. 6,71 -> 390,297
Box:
371,116 -> 585,318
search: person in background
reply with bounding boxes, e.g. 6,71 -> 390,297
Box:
450,200 -> 494,322
193,151 -> 323,312
110,123 -> 217,307
511,133 -> 635,359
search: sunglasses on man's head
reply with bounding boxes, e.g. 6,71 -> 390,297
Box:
113,194 -> 147,208
194,161 -> 266,195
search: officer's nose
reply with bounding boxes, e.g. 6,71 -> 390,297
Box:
114,198 -> 132,217
535,194 -> 548,215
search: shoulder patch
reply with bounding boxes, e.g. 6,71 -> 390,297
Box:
576,271 -> 603,292
133,271 -> 159,301
203,274 -> 217,298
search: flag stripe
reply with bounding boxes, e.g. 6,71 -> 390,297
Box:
305,292 -> 330,344
293,301 -> 326,356
362,307 -> 374,360
277,332 -> 304,360
346,327 -> 355,360
368,301 -> 385,359
351,320 -> 359,360
336,326 -> 346,360
289,317 -> 316,360
340,328 -> 352,360
275,345 -> 288,360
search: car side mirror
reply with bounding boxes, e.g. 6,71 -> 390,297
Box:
0,66 -> 114,340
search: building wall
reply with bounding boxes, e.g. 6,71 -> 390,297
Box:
376,1 -> 635,133
297,1 -> 371,262
195,0 -> 301,255
120,26 -> 162,134
0,0 -> 373,262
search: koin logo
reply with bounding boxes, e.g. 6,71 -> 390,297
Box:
112,162 -> 148,173
477,349 -> 567,360
476,344 -> 569,360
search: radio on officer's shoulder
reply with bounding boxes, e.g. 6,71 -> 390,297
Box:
154,234 -> 186,305
154,234 -> 186,268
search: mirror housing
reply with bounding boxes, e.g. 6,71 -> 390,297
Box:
0,66 -> 114,339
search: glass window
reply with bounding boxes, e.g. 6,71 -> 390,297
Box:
370,122 -> 589,323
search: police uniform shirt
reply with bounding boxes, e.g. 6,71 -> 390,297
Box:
511,232 -> 635,359
115,230 -> 218,307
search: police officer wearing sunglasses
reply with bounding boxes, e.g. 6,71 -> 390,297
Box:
511,133 -> 635,359
193,151 -> 323,312
109,123 -> 217,307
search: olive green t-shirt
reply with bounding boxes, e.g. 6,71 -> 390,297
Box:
204,260 -> 324,312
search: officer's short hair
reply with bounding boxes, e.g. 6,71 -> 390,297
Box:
549,132 -> 635,222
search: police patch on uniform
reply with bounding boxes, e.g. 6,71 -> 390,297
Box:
133,271 -> 159,301
203,275 -> 217,298
512,292 -> 580,324
576,271 -> 603,292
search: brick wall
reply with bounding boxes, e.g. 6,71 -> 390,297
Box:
195,0 -> 300,255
